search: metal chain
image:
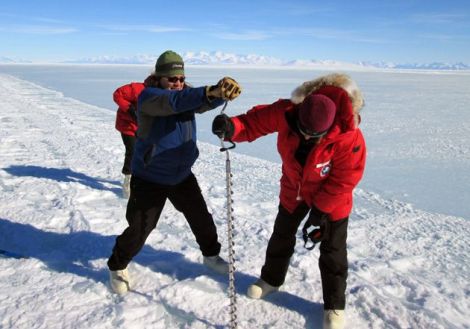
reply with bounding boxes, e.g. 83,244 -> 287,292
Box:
218,102 -> 237,329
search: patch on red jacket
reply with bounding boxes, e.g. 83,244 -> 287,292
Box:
320,164 -> 331,177
315,160 -> 331,177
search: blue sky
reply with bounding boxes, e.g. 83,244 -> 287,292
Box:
1,0 -> 469,63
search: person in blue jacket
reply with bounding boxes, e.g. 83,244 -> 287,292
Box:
107,50 -> 241,294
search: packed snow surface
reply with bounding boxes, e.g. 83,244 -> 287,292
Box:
0,74 -> 468,328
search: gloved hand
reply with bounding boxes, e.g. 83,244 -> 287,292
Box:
302,206 -> 330,250
128,104 -> 137,121
212,114 -> 234,139
206,77 -> 242,101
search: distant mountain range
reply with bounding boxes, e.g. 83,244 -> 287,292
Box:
1,52 -> 469,70
0,56 -> 32,64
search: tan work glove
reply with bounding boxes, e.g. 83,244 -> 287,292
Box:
206,77 -> 242,101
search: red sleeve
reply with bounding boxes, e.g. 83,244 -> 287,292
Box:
113,83 -> 144,111
231,99 -> 292,142
313,129 -> 366,213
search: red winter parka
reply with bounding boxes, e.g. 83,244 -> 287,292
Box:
230,74 -> 366,221
114,82 -> 146,136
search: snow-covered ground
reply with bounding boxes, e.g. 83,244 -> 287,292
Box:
0,73 -> 468,328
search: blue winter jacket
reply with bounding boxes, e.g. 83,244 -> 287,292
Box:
132,85 -> 224,185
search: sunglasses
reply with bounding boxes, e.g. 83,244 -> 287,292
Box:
297,120 -> 327,138
166,76 -> 185,83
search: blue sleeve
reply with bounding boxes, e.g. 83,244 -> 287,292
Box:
139,86 -> 221,116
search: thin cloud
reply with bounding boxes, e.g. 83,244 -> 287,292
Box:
101,24 -> 189,33
282,4 -> 336,16
0,12 -> 67,24
0,25 -> 77,34
244,1 -> 335,17
33,17 -> 67,24
411,13 -> 469,24
274,27 -> 388,44
418,32 -> 470,42
212,31 -> 271,41
212,26 -> 384,43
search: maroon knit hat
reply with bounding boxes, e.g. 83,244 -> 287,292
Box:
298,94 -> 336,136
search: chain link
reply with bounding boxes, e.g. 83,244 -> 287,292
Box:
219,101 -> 237,329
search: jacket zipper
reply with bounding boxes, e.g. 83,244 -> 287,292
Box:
296,182 -> 303,201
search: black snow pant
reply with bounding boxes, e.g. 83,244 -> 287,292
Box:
260,203 -> 349,310
121,133 -> 136,175
107,174 -> 222,271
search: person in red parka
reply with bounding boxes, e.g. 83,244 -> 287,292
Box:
113,76 -> 155,198
211,73 -> 366,329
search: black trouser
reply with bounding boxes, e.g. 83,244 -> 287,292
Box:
260,204 -> 348,310
107,174 -> 221,271
121,133 -> 136,175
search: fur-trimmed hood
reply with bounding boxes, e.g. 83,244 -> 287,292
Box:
291,73 -> 364,130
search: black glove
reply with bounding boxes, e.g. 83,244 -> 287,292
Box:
206,77 -> 242,101
302,206 -> 330,250
212,114 -> 234,139
128,104 -> 137,121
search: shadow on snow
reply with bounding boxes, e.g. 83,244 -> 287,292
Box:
0,217 -> 322,327
3,165 -> 122,196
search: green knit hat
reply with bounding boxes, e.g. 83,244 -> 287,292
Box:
155,50 -> 184,76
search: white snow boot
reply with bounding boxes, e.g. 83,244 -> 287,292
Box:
109,268 -> 131,295
247,278 -> 279,299
122,174 -> 131,199
203,255 -> 229,274
323,309 -> 345,329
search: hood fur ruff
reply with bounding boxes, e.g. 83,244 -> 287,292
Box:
291,73 -> 364,128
